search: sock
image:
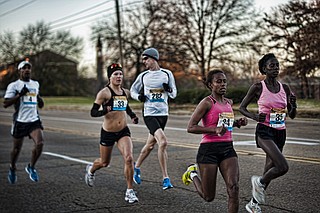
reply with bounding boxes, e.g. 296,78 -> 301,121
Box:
127,188 -> 133,193
190,172 -> 198,180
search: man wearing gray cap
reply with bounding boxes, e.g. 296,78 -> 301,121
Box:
3,60 -> 45,184
130,47 -> 177,190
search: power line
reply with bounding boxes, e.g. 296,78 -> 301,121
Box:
50,7 -> 114,29
0,0 -> 37,18
0,0 -> 10,6
50,0 -> 113,25
1,0 -> 143,33
50,15 -> 110,31
50,1 -> 143,31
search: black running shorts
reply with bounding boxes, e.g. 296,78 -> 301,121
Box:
143,116 -> 168,135
196,142 -> 237,164
100,126 -> 131,147
255,123 -> 286,151
11,120 -> 43,139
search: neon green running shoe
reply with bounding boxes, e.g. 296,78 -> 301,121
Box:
182,164 -> 197,186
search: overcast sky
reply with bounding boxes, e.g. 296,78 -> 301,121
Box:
0,0 -> 291,72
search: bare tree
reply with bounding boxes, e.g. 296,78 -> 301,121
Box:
163,0 -> 261,77
263,0 -> 320,98
49,30 -> 83,58
19,21 -> 52,55
0,31 -> 20,64
91,0 -> 261,86
91,0 -> 191,85
0,21 -> 83,64
0,21 -> 84,95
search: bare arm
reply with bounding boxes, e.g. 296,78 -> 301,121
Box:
3,85 -> 29,108
239,83 -> 266,122
283,84 -> 297,119
124,88 -> 139,124
187,97 -> 226,135
3,95 -> 20,108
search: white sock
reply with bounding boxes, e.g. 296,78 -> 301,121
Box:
190,172 -> 198,180
127,188 -> 133,193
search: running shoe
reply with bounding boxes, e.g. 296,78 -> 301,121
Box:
8,167 -> 17,184
182,164 -> 198,186
162,177 -> 173,190
133,162 -> 141,184
245,199 -> 262,213
251,176 -> 266,204
125,189 -> 139,203
85,164 -> 95,187
25,164 -> 39,182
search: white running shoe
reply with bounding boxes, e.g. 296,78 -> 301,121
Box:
125,189 -> 139,203
85,164 -> 95,187
251,176 -> 266,204
245,199 -> 262,213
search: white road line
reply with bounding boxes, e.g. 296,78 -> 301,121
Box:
1,112 -> 319,144
43,151 -> 91,164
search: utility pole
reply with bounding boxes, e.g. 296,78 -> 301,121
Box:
96,35 -> 104,92
115,0 -> 123,67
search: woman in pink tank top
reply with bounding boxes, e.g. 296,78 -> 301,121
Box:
239,53 -> 297,212
181,69 -> 248,213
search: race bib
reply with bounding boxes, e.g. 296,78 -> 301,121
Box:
112,96 -> 127,111
217,112 -> 234,131
22,91 -> 37,107
149,88 -> 165,102
269,108 -> 286,128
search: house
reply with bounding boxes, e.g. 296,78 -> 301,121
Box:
0,50 -> 79,96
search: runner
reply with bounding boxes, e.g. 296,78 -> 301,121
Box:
182,69 -> 248,213
130,47 -> 177,190
3,60 -> 45,184
239,53 -> 297,213
84,63 -> 139,203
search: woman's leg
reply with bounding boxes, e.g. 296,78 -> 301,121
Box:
219,157 -> 239,213
117,136 -> 134,189
91,144 -> 113,173
258,137 -> 289,184
194,163 -> 218,202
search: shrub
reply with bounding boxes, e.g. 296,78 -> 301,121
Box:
173,87 -> 248,104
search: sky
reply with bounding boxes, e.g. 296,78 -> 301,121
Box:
0,0 -> 291,75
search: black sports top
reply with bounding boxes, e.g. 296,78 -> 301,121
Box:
104,85 -> 128,111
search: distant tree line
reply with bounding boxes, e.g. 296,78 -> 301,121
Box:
0,0 -> 318,99
92,0 -> 319,99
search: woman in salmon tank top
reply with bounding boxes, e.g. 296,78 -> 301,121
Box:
239,53 -> 297,213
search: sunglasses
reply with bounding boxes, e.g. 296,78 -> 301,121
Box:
21,65 -> 31,70
110,63 -> 122,69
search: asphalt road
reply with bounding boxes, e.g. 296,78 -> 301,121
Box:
0,108 -> 319,213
